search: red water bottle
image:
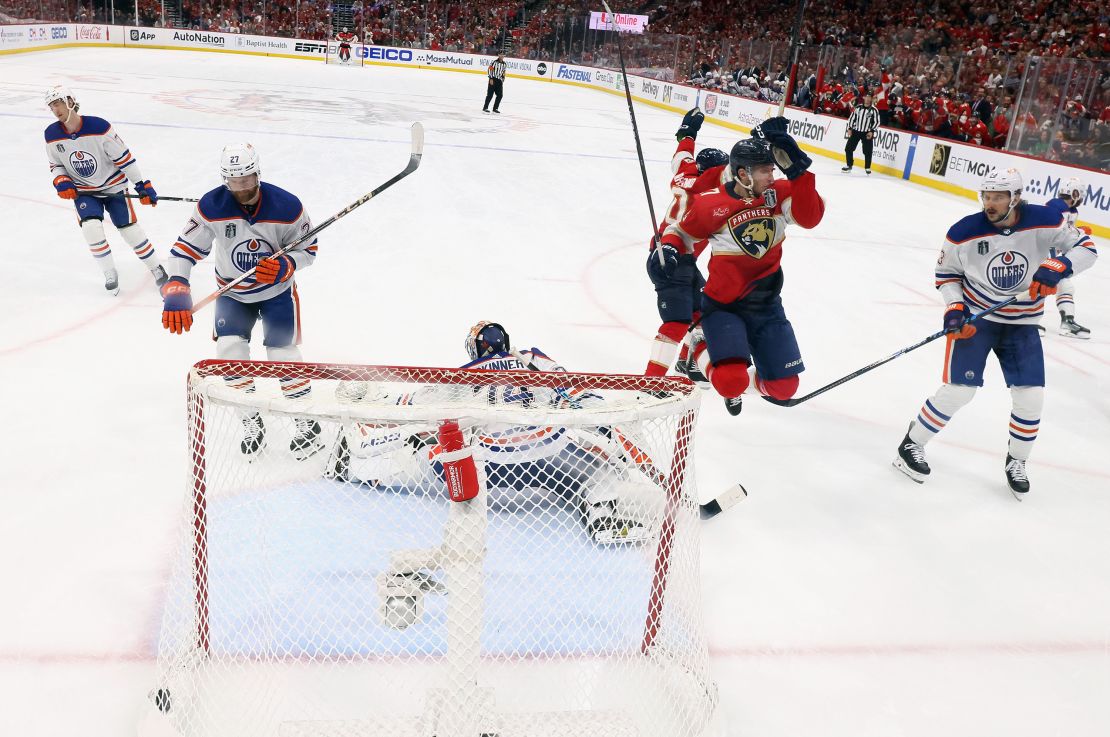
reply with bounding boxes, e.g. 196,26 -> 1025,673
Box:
438,420 -> 478,502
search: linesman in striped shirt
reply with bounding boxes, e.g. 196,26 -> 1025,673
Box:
842,92 -> 880,175
484,54 -> 507,114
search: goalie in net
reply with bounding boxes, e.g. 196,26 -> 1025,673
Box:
332,320 -> 658,544
327,28 -> 363,65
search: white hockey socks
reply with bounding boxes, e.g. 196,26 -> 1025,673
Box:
1007,386 -> 1043,461
217,336 -> 257,393
119,224 -> 161,271
1056,278 -> 1075,318
80,219 -> 115,272
268,345 -> 312,399
908,383 -> 976,446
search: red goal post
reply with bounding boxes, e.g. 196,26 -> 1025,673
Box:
144,360 -> 717,737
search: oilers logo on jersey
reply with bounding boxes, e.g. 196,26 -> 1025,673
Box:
728,207 -> 777,258
69,150 -> 97,178
232,238 -> 274,272
986,251 -> 1028,291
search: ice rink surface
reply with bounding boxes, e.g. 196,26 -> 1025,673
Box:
2,48 -> 1109,736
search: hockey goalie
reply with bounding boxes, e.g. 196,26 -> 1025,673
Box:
329,321 -> 662,544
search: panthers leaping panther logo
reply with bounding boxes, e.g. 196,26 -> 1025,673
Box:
730,217 -> 777,258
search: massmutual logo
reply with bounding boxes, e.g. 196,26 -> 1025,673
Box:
1026,175 -> 1107,211
930,143 -> 951,176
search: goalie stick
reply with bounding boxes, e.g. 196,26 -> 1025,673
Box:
762,296 -> 1018,408
192,122 -> 425,314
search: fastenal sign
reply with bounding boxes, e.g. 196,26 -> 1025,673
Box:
588,12 -> 649,33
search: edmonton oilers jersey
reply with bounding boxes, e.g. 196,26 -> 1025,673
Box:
934,203 -> 1096,324
1045,197 -> 1078,227
44,116 -> 145,195
167,182 -> 317,304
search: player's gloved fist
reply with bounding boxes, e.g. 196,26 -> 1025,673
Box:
254,255 -> 295,284
134,180 -> 158,206
1028,255 -> 1072,300
161,277 -> 193,334
754,116 -> 811,179
1079,225 -> 1092,236
676,107 -> 704,141
753,116 -> 789,140
647,243 -> 680,279
943,302 -> 976,340
53,175 -> 77,200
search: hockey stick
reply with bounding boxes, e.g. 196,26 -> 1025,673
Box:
778,0 -> 808,116
601,0 -> 664,268
762,296 -> 1018,408
191,122 -> 425,314
122,194 -> 200,203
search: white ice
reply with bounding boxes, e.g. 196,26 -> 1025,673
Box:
2,48 -> 1109,737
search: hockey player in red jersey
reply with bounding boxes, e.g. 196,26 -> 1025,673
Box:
660,117 -> 825,415
336,28 -> 358,62
644,107 -> 729,379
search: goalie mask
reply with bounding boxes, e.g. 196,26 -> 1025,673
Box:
465,321 -> 510,362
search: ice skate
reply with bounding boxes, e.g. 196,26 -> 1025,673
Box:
104,268 -> 120,296
1005,454 -> 1029,498
1058,312 -> 1090,340
893,427 -> 930,483
290,418 -> 323,460
586,502 -> 648,545
240,413 -> 266,456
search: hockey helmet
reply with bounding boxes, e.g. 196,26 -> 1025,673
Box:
1060,176 -> 1084,204
695,147 -> 729,173
45,84 -> 79,113
465,321 -> 510,362
729,138 -> 774,177
980,167 -> 1023,221
220,143 -> 261,190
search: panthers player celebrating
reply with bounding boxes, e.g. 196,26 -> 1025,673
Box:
660,117 -> 825,415
894,168 -> 1096,496
160,143 -> 321,459
644,107 -> 729,379
1045,177 -> 1092,339
44,85 -> 165,295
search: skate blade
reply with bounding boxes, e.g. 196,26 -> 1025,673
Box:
892,458 -> 926,484
593,526 -> 649,545
1058,328 -> 1091,339
291,441 -> 325,462
1008,489 -> 1025,501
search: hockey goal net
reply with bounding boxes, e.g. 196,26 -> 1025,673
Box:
325,39 -> 364,66
145,360 -> 716,737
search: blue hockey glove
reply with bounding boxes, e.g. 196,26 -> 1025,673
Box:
1028,256 -> 1072,300
676,108 -> 704,141
943,302 -> 976,340
134,180 -> 158,206
647,244 -> 680,279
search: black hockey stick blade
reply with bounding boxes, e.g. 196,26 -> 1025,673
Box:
122,194 -> 200,203
699,483 -> 748,520
194,122 -> 424,313
762,296 -> 1018,408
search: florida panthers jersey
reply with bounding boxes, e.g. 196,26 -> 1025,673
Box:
1045,197 -> 1078,226
935,204 -> 1096,324
661,172 -> 825,303
166,182 -> 317,304
655,137 -> 729,258
44,116 -> 146,195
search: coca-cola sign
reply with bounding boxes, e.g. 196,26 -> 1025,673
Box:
78,26 -> 104,40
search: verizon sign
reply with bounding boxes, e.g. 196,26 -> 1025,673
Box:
588,11 -> 648,34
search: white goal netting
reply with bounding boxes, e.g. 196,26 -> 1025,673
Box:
145,360 -> 717,737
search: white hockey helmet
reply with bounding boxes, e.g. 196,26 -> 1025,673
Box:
219,143 -> 261,189
1060,176 -> 1084,204
45,84 -> 79,113
980,167 -> 1022,221
464,321 -> 510,362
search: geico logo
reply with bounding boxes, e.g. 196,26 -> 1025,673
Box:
557,66 -> 591,82
361,47 -> 414,61
873,130 -> 900,149
51,27 -> 68,39
787,119 -> 826,142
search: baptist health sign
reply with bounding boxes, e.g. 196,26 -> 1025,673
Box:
588,12 -> 649,33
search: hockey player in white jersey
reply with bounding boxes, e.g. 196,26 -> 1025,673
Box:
894,168 -> 1096,496
335,321 -> 651,544
1044,177 -> 1092,339
160,143 -> 321,459
44,85 -> 166,294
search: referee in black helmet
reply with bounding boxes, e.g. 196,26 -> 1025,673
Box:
484,53 -> 507,114
843,92 -> 880,174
